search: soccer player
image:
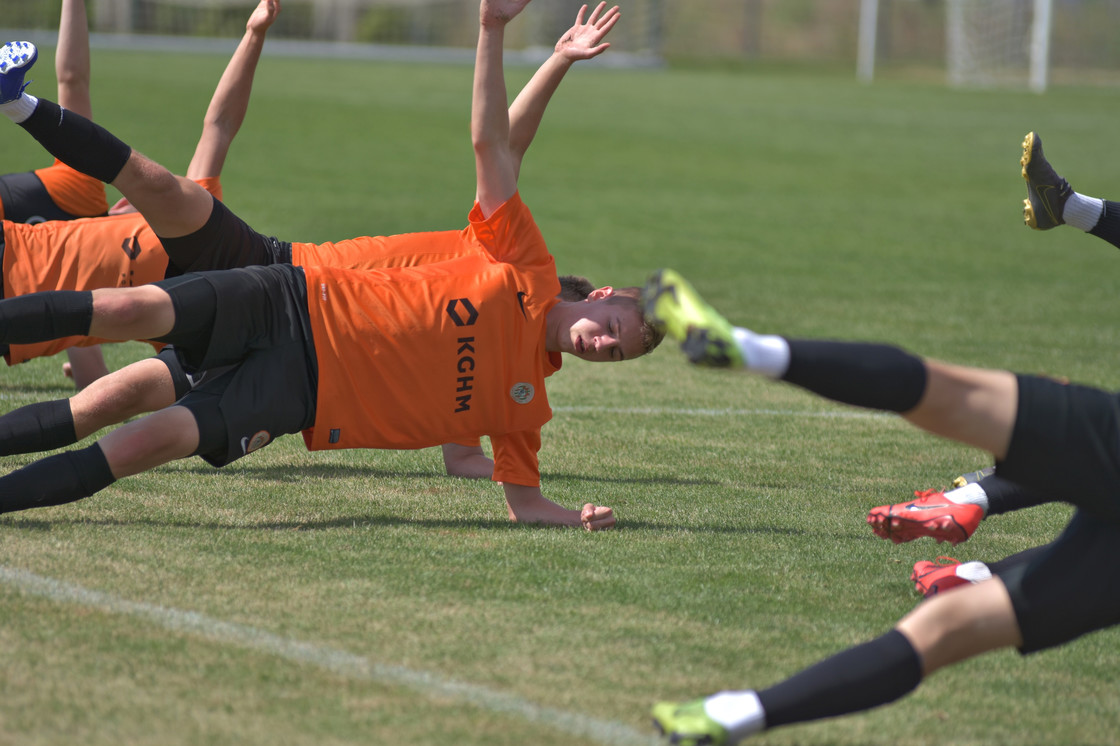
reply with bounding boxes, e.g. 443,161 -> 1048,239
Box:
1,0 -> 106,225
0,0 -> 111,387
0,2 -> 623,483
865,131 -> 1105,559
0,0 -> 660,531
0,0 -> 282,388
645,268 -> 1120,743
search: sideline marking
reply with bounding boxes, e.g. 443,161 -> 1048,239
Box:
1,565 -> 660,746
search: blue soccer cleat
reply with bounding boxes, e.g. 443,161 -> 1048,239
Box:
0,41 -> 37,104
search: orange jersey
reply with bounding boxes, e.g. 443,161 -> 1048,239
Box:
1,177 -> 222,365
32,159 -> 110,219
292,229 -> 471,270
294,227 -> 494,452
302,193 -> 561,486
0,160 -> 108,222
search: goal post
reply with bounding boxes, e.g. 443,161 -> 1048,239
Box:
858,0 -> 1054,92
945,0 -> 1053,91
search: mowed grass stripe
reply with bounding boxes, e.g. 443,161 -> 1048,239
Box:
0,565 -> 660,746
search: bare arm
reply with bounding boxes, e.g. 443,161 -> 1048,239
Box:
184,0 -> 280,180
55,0 -> 92,118
502,482 -> 615,531
472,0 -> 532,216
508,3 -> 619,180
440,442 -> 495,479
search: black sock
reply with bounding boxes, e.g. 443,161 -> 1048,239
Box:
0,443 -> 116,513
0,290 -> 93,344
781,340 -> 928,413
977,473 -> 1051,516
757,629 -> 923,730
18,98 -> 132,183
0,399 -> 76,456
1089,200 -> 1120,251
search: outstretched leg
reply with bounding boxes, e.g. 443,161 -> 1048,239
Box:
0,354 -> 182,459
0,283 -> 175,348
867,467 -> 1053,546
1021,131 -> 1120,249
645,269 -> 1018,458
0,44 -> 212,238
0,404 -> 199,515
652,579 -> 1022,744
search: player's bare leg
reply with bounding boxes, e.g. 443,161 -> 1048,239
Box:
71,357 -> 180,439
97,405 -> 200,478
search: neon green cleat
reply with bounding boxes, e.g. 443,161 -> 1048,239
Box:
651,699 -> 730,746
643,269 -> 743,368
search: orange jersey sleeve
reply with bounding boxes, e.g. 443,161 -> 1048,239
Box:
301,194 -> 562,486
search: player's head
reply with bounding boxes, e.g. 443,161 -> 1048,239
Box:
550,285 -> 664,363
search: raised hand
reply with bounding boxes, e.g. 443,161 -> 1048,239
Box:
247,0 -> 280,33
480,0 -> 533,27
555,3 -> 621,61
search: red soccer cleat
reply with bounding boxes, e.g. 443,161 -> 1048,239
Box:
867,490 -> 983,545
910,557 -> 969,598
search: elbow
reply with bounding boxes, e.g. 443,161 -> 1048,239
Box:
472,134 -> 501,159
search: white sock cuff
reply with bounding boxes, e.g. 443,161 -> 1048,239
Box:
733,329 -> 790,379
1064,193 -> 1104,232
705,690 -> 766,739
957,561 -> 993,584
945,482 -> 989,514
0,92 -> 36,123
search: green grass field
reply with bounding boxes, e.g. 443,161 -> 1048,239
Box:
1,45 -> 1119,745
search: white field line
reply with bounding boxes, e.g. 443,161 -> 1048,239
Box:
0,565 -> 660,746
554,405 -> 895,420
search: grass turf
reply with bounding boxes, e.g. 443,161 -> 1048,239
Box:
0,47 -> 1118,744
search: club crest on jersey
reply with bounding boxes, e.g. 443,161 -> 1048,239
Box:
240,430 -> 271,454
510,382 -> 534,404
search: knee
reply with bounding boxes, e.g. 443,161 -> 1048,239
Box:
92,286 -> 174,332
99,407 -> 199,478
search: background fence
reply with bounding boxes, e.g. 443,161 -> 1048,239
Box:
3,0 -> 1120,85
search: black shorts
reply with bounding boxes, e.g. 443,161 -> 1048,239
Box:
153,264 -> 318,467
159,196 -> 292,278
154,346 -> 234,400
176,342 -> 317,467
998,511 -> 1120,653
999,374 -> 1120,522
0,171 -> 93,224
993,374 -> 1120,652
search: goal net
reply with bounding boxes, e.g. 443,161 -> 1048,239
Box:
945,0 -> 1053,91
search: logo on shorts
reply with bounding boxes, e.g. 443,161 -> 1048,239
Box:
510,382 -> 534,404
240,430 -> 271,454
